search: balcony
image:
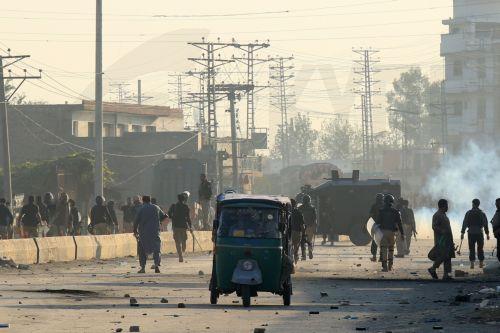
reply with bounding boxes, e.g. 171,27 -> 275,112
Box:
441,34 -> 500,55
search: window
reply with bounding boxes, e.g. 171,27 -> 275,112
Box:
146,125 -> 156,133
103,123 -> 114,137
453,101 -> 464,116
478,98 -> 486,120
117,124 -> 127,137
453,60 -> 463,77
477,58 -> 486,79
131,125 -> 143,133
87,122 -> 95,137
217,207 -> 280,239
72,121 -> 79,136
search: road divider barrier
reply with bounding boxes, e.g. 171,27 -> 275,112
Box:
0,231 -> 213,265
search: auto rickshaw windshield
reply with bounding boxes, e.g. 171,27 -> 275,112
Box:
217,207 -> 281,239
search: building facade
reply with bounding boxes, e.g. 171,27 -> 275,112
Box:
441,0 -> 500,149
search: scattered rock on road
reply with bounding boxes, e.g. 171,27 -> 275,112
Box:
129,326 -> 140,332
178,303 -> 186,308
160,298 -> 168,303
320,292 -> 328,297
253,329 -> 266,333
129,298 -> 139,307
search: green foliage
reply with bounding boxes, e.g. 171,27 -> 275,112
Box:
273,113 -> 318,164
386,67 -> 441,148
1,153 -> 112,199
318,117 -> 362,161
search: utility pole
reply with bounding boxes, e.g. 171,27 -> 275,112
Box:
269,57 -> 294,168
109,82 -> 130,103
137,80 -> 142,105
0,51 -> 41,203
95,0 -> 104,198
185,70 -> 207,132
215,84 -> 253,190
188,39 -> 234,145
231,42 -> 270,139
354,49 -> 379,174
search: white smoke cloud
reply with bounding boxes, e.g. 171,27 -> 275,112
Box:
415,141 -> 500,238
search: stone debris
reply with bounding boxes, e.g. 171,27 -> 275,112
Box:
129,326 -> 140,332
160,298 -> 168,303
198,270 -> 204,276
355,328 -> 367,331
320,292 -> 328,297
309,311 -> 320,315
432,326 -> 443,330
253,329 -> 266,333
454,294 -> 471,302
129,298 -> 139,307
177,303 -> 186,308
124,294 -> 130,298
115,329 -> 123,333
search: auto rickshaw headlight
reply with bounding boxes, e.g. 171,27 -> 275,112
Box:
242,260 -> 254,271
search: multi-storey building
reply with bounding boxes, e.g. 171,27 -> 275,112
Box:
441,0 -> 500,149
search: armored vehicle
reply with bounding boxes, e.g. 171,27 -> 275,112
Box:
310,170 -> 401,246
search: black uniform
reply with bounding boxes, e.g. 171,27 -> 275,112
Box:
168,201 -> 192,262
461,207 -> 489,262
298,203 -> 317,259
0,203 -> 14,239
90,204 -> 113,235
376,205 -> 403,269
491,210 -> 500,262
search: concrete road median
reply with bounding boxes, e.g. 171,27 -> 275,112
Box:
0,238 -> 38,264
35,236 -> 76,263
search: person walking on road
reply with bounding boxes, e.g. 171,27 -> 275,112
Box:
198,174 -> 213,231
401,199 -> 417,255
134,195 -> 168,273
0,198 -> 14,239
491,198 -> 500,263
89,196 -> 114,235
53,193 -> 71,236
168,194 -> 192,263
36,196 -> 49,237
369,193 -> 384,262
298,195 -> 317,260
461,199 -> 490,269
290,199 -> 305,264
428,199 -> 455,281
18,195 -> 41,238
68,199 -> 81,236
376,194 -> 404,272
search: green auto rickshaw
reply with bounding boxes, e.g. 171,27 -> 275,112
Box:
209,193 -> 294,307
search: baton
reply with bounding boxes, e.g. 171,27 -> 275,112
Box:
191,231 -> 203,251
457,238 -> 464,256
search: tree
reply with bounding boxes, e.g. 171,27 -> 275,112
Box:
272,113 -> 318,165
386,68 -> 441,148
5,79 -> 46,105
318,116 -> 362,162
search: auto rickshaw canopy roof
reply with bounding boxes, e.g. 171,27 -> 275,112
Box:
217,193 -> 291,208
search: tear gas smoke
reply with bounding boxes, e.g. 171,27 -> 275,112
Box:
415,142 -> 500,239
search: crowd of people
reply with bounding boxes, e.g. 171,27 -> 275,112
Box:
367,194 -> 499,280
0,174 -> 215,271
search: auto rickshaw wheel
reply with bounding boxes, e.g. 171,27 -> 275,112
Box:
282,278 -> 292,306
241,285 -> 251,307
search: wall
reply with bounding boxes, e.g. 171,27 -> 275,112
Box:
0,231 -> 213,265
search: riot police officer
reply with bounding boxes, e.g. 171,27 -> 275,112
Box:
369,193 -> 384,262
298,195 -> 317,260
376,194 -> 404,272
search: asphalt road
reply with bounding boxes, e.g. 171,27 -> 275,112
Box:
0,239 -> 499,333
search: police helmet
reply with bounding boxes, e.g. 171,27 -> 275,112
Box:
375,193 -> 384,202
303,195 -> 311,205
384,194 -> 395,205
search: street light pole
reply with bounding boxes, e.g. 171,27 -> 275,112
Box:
94,0 -> 104,197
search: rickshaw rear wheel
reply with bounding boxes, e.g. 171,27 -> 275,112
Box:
283,278 -> 292,306
241,285 -> 251,307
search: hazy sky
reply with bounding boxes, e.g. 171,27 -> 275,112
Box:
0,0 -> 453,135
